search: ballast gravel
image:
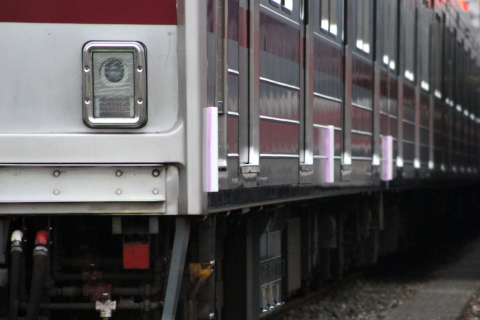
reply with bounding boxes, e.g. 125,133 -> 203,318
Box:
277,277 -> 425,320
275,237 -> 478,320
461,291 -> 480,320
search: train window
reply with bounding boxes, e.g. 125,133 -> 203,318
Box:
443,29 -> 454,103
419,10 -> 430,91
404,1 -> 416,82
389,1 -> 398,71
282,0 -> 293,13
379,2 -> 387,65
270,0 -> 281,8
356,0 -> 364,51
320,0 -> 338,37
456,42 -> 465,111
417,7 -> 431,91
355,0 -> 372,55
433,14 -> 444,98
382,0 -> 398,71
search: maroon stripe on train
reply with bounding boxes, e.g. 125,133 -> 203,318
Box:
260,120 -> 299,154
314,38 -> 343,79
352,106 -> 373,133
420,93 -> 430,127
351,133 -> 372,158
208,0 -> 215,32
403,122 -> 415,141
228,0 -> 240,42
313,98 -> 342,127
260,12 -> 300,62
420,127 -> 429,145
380,114 -> 389,136
352,57 -> 374,94
0,0 -> 177,25
403,85 -> 415,122
239,7 -> 249,48
300,37 -> 305,70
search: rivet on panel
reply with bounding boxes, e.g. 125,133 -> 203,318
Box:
53,171 -> 61,177
53,190 -> 60,195
153,189 -> 159,195
116,189 -> 122,195
116,170 -> 123,177
152,170 -> 160,177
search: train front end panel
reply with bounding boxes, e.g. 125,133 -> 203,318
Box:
0,0 -> 209,215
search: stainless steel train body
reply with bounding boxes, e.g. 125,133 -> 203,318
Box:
0,0 -> 479,319
209,0 -> 480,206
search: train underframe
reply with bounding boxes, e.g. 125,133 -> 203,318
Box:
0,186 -> 478,320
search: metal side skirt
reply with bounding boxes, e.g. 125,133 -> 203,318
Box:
162,217 -> 190,320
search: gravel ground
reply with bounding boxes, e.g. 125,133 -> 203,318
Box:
461,291 -> 480,320
277,278 -> 424,320
274,236 -> 477,320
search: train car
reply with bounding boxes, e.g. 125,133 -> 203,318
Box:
0,0 -> 479,319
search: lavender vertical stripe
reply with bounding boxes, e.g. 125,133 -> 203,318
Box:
321,126 -> 335,183
381,135 -> 393,181
205,107 -> 219,192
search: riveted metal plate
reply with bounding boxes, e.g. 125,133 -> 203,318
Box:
0,166 -> 165,203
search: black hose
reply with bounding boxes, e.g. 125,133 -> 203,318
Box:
45,284 -> 161,298
20,249 -> 27,301
8,234 -> 23,320
113,284 -> 161,296
52,272 -> 152,282
8,250 -> 21,320
19,301 -> 162,311
43,252 -> 54,291
25,245 -> 48,320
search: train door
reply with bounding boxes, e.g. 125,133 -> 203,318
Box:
243,1 -> 306,319
414,1 -> 434,178
432,11 -> 447,174
207,0 -> 244,191
344,0 -> 375,182
396,0 -> 418,178
375,0 -> 400,181
455,38 -> 469,173
444,17 -> 456,171
207,3 -> 245,316
238,0 -> 304,187
310,0 -> 344,185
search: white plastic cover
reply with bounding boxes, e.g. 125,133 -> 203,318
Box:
381,135 -> 393,181
205,107 -> 219,192
321,126 -> 335,183
93,52 -> 135,119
